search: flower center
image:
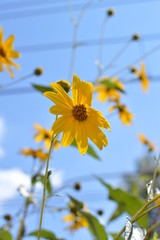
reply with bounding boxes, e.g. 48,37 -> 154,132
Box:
0,46 -> 6,58
72,104 -> 89,121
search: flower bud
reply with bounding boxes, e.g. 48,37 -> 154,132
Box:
57,80 -> 71,93
34,67 -> 43,76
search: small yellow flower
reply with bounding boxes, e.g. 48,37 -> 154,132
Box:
95,77 -> 124,102
138,133 -> 155,152
63,213 -> 88,231
21,147 -> 48,162
34,123 -> 60,150
109,100 -> 133,125
44,74 -> 111,155
0,27 -> 20,78
132,62 -> 149,92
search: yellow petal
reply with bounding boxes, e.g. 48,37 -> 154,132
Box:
0,27 -> 3,46
8,50 -> 20,59
72,74 -> 93,107
63,214 -> 75,222
51,116 -> 73,134
34,123 -> 42,131
87,124 -> 108,150
61,119 -> 77,147
50,83 -> 73,107
75,122 -> 88,155
44,91 -> 72,110
89,108 -> 111,131
49,105 -> 72,116
4,35 -> 15,49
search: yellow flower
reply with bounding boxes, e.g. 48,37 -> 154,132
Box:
63,213 -> 88,231
0,27 -> 20,78
21,147 -> 48,162
138,133 -> 155,152
95,77 -> 124,102
44,74 -> 111,155
34,123 -> 60,150
109,100 -> 133,125
132,62 -> 149,92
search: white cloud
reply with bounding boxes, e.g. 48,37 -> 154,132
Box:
0,168 -> 64,204
0,168 -> 30,202
0,117 -> 5,158
50,169 -> 64,189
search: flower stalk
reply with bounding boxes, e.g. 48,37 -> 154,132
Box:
37,133 -> 58,240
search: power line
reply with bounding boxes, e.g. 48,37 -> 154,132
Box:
0,75 -> 159,96
17,33 -> 160,53
0,0 -> 159,21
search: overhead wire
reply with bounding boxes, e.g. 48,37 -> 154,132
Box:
0,0 -> 160,21
16,33 -> 160,53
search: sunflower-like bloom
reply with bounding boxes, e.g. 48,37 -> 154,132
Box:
95,77 -> 124,102
34,123 -> 60,150
132,62 -> 149,92
44,74 -> 111,155
0,27 -> 20,78
109,100 -> 133,126
63,213 -> 88,231
138,133 -> 155,152
21,147 -> 48,162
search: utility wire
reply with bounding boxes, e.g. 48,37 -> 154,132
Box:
17,33 -> 160,53
0,0 -> 160,21
0,75 -> 159,96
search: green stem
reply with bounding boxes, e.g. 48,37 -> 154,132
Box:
114,194 -> 160,240
37,133 -> 58,240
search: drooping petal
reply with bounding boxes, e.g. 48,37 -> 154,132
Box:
63,214 -> 75,222
72,74 -> 93,107
50,82 -> 73,107
75,121 -> 88,155
89,108 -> 111,131
87,123 -> 108,150
61,119 -> 77,147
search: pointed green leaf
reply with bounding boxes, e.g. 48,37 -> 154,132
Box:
68,195 -> 84,211
28,229 -> 64,240
81,212 -> 108,240
32,84 -> 54,94
0,229 -> 12,240
100,78 -> 126,93
97,178 -> 148,227
71,140 -> 100,160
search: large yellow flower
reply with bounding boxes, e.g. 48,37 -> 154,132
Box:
34,123 -> 60,150
95,77 -> 124,102
0,27 -> 20,78
44,74 -> 111,155
109,100 -> 133,126
132,62 -> 149,92
63,213 -> 88,231
138,133 -> 155,152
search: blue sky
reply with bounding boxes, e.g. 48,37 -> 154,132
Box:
0,0 -> 160,239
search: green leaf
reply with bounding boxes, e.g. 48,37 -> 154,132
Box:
32,84 -> 54,94
97,178 -> 148,227
68,195 -> 84,211
81,212 -> 108,240
0,229 -> 12,240
100,78 -> 126,94
28,229 -> 64,240
31,174 -> 52,195
71,140 -> 100,160
110,233 -> 123,240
